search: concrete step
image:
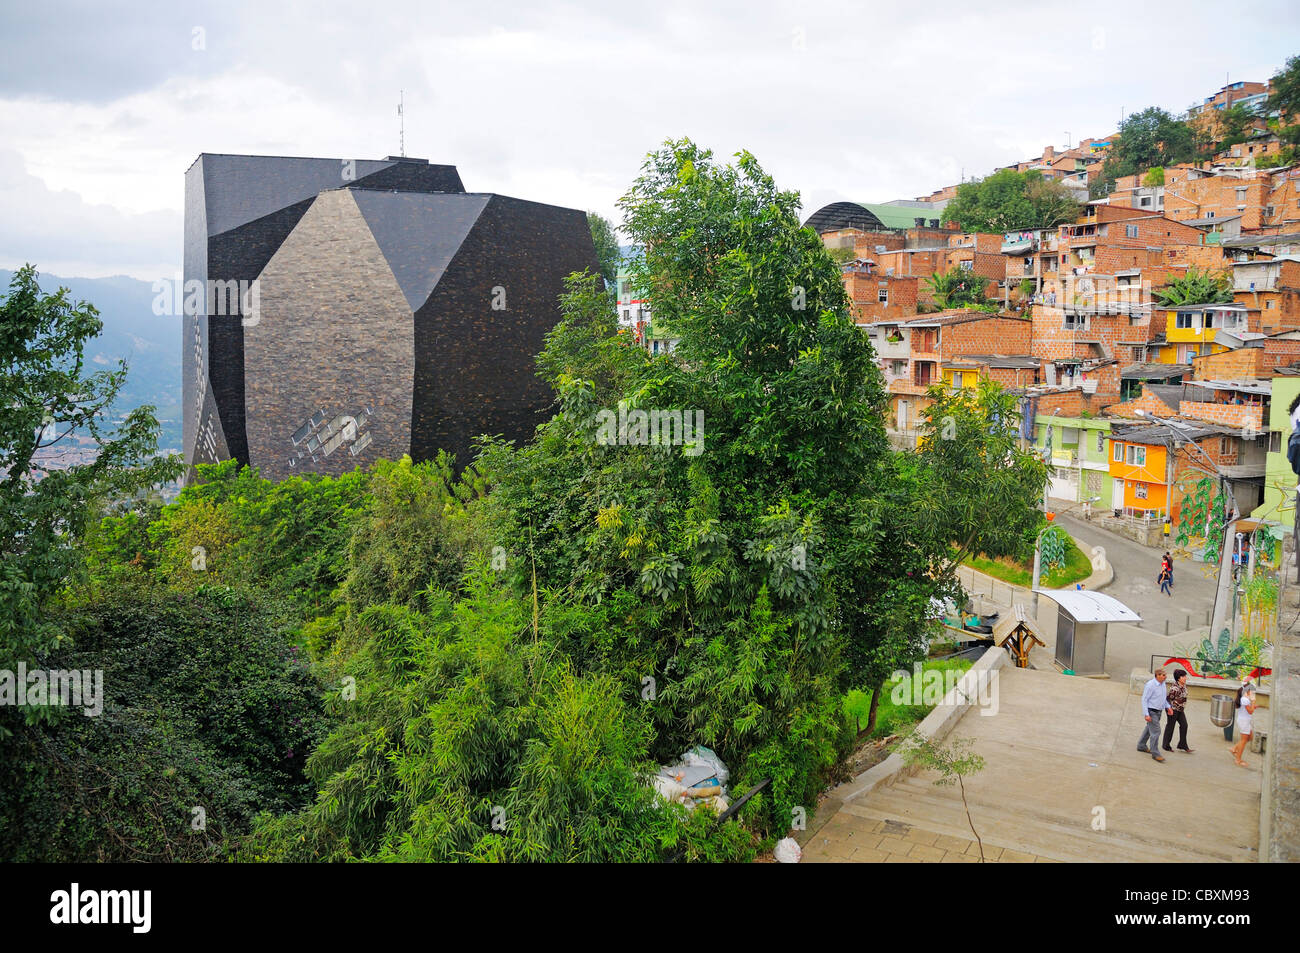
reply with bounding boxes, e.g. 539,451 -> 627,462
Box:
845,775 -> 1246,863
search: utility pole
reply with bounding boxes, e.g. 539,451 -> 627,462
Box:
398,90 -> 405,157
1031,406 -> 1063,619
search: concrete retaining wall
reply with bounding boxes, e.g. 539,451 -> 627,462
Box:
832,647 -> 1010,805
1266,552 -> 1300,862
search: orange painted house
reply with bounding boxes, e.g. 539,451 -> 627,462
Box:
1108,431 -> 1170,516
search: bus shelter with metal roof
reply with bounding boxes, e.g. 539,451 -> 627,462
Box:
1034,589 -> 1141,677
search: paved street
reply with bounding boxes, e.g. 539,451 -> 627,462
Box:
1051,510 -> 1217,638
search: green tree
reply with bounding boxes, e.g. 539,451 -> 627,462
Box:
1153,266 -> 1233,306
1266,55 -> 1300,147
942,169 -> 1078,232
0,265 -> 181,668
1095,107 -> 1204,195
536,270 -> 646,406
897,732 -> 987,860
1023,172 -> 1082,228
587,211 -> 621,286
1142,166 -> 1165,186
1267,55 -> 1300,127
926,266 -> 990,309
1218,104 -> 1256,152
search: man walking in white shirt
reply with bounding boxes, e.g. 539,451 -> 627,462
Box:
1137,668 -> 1173,763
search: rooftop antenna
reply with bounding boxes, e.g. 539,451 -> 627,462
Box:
398,90 -> 405,157
1065,131 -> 1071,149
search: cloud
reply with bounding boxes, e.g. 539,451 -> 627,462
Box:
0,149 -> 179,279
1,0 -> 1298,278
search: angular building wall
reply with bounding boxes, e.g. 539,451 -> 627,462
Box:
183,153 -> 598,481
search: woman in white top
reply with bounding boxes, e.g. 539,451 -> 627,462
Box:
1230,681 -> 1256,767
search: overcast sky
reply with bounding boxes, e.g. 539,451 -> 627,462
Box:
1,0 -> 1297,281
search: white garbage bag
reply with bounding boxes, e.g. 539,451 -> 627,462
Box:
774,837 -> 802,863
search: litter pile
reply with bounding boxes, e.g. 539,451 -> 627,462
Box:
651,745 -> 730,814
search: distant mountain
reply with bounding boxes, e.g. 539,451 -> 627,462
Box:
1,268 -> 182,452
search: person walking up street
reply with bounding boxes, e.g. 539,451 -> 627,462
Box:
1158,564 -> 1173,597
1162,669 -> 1194,753
1138,668 -> 1173,762
1230,679 -> 1257,767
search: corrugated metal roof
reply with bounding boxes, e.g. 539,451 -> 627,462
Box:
1034,589 -> 1141,623
1194,378 -> 1272,395
1120,363 -> 1189,379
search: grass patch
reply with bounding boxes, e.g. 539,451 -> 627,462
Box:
964,531 -> 1091,589
843,658 -> 974,740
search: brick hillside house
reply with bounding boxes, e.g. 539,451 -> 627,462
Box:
1233,257 -> 1300,331
841,259 -> 920,323
1190,333 -> 1300,379
870,231 -> 1007,305
867,310 -> 1033,446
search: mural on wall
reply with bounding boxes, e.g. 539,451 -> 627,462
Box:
1175,476 -> 1227,562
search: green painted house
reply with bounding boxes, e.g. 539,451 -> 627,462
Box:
1250,376 -> 1300,533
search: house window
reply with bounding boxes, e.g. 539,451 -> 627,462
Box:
1220,437 -> 1232,454
951,371 -> 964,388
1113,442 -> 1124,462
1268,300 -> 1276,309
1271,431 -> 1282,453
1024,257 -> 1033,267
878,288 -> 889,303
1126,444 -> 1147,467
1135,483 -> 1149,500
1176,311 -> 1194,329
959,260 -> 973,271
1126,225 -> 1139,238
1139,197 -> 1151,207
623,309 -> 630,320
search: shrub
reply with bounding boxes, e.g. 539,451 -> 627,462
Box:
0,588 -> 326,861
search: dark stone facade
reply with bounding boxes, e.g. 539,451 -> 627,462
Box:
183,153 -> 598,480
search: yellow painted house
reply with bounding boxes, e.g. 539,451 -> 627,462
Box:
1156,304 -> 1249,364
941,366 -> 980,390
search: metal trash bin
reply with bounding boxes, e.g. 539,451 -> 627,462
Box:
1209,694 -> 1234,727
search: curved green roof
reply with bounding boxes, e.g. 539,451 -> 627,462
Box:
857,203 -> 943,230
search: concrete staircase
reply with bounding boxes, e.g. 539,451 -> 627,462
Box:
809,666 -> 1262,863
843,773 -> 1248,863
